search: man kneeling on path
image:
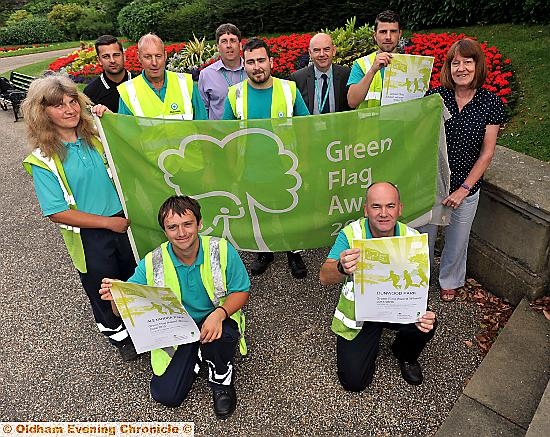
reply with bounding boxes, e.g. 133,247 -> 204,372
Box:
100,196 -> 249,418
320,182 -> 437,390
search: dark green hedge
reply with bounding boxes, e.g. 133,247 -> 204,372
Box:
202,0 -> 387,35
389,0 -> 549,29
0,17 -> 64,45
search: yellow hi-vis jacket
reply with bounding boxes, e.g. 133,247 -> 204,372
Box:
145,236 -> 247,376
227,77 -> 296,119
356,52 -> 384,109
22,137 -> 111,273
118,71 -> 194,119
331,218 -> 418,340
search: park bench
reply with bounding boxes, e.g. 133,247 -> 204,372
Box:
0,72 -> 36,122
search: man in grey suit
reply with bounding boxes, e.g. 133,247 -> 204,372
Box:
290,33 -> 351,114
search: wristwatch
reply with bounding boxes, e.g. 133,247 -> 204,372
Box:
337,260 -> 347,275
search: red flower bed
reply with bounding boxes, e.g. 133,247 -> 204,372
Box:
262,33 -> 312,77
405,32 -> 514,106
49,43 -> 186,78
0,43 -> 49,53
48,52 -> 79,71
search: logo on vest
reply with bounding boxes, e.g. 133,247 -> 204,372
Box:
278,111 -> 284,118
170,103 -> 179,111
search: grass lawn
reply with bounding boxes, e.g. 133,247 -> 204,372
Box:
1,57 -> 59,78
0,41 -> 84,58
415,23 -> 549,162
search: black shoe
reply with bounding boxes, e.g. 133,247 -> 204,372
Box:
287,251 -> 307,279
250,252 -> 274,276
398,360 -> 424,385
391,343 -> 423,385
212,385 -> 236,419
117,341 -> 138,362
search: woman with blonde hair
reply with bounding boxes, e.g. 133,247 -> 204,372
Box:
419,39 -> 505,302
22,74 -> 138,360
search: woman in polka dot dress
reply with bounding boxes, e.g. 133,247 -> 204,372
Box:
420,39 -> 505,302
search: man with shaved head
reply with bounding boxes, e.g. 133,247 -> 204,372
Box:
117,33 -> 207,119
320,182 -> 437,390
289,33 -> 351,114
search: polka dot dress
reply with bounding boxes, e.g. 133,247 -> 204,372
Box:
426,86 -> 505,195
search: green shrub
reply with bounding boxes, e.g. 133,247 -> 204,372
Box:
5,9 -> 33,27
0,17 -> 64,45
75,10 -> 116,40
160,0 -> 211,41
48,3 -> 88,40
324,17 -> 377,67
117,0 -> 168,41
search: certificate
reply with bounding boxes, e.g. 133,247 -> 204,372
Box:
353,234 -> 429,323
381,54 -> 434,106
110,281 -> 200,354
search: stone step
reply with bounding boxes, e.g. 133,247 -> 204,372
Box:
525,378 -> 550,437
435,299 -> 550,436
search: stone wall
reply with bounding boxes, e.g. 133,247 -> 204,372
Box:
467,146 -> 549,305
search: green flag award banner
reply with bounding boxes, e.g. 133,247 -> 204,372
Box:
97,94 -> 444,258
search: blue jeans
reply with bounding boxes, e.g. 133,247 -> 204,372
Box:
418,190 -> 480,290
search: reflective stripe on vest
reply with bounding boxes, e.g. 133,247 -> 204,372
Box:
357,53 -> 383,108
228,77 -> 296,119
334,307 -> 362,330
119,71 -> 194,120
145,236 -> 247,376
30,149 -> 76,208
207,237 -> 226,306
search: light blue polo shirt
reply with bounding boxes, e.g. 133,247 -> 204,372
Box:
328,218 -> 401,260
118,71 -> 208,120
128,238 -> 250,323
31,138 -> 122,217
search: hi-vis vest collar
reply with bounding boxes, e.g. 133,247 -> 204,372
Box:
118,71 -> 194,120
228,77 -> 296,119
357,52 -> 383,108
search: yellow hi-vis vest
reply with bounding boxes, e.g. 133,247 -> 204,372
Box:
22,137 -> 111,273
118,71 -> 194,119
226,77 -> 296,119
331,218 -> 418,340
145,236 -> 247,376
356,52 -> 384,109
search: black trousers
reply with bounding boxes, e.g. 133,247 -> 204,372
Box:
150,318 -> 240,408
78,226 -> 136,346
337,318 -> 437,392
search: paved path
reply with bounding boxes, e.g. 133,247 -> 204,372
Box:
0,47 -> 77,74
0,107 -> 486,436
